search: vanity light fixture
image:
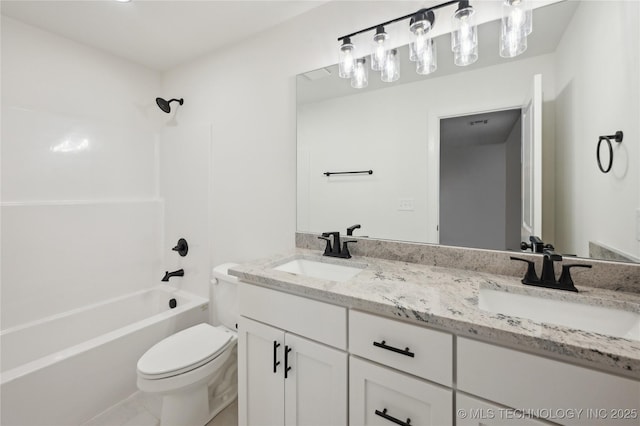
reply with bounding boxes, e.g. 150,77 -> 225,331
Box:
337,0 -> 534,87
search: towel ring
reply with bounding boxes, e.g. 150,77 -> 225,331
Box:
597,131 -> 623,173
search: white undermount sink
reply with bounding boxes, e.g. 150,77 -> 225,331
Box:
274,258 -> 364,282
479,287 -> 640,341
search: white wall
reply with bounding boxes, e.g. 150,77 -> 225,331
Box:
297,53 -> 556,245
1,17 -> 163,328
554,1 -> 640,259
298,88 -> 429,243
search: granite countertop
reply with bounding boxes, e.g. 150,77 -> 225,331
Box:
229,248 -> 640,380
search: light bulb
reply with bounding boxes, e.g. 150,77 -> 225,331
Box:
351,58 -> 368,89
338,38 -> 355,79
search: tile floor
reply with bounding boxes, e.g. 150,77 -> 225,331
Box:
83,392 -> 238,426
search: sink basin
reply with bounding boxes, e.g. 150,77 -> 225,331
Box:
479,287 -> 640,341
274,258 -> 364,282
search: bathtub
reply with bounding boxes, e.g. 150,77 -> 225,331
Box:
0,285 -> 208,426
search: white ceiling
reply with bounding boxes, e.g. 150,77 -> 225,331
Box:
1,0 -> 326,71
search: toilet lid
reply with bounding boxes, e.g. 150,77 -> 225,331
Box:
137,323 -> 232,378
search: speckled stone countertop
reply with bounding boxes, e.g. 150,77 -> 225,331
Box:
230,249 -> 640,380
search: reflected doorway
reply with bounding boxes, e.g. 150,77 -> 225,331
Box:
439,109 -> 522,251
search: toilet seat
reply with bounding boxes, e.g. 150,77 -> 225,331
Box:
137,323 -> 233,379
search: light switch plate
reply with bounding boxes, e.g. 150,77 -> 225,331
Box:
398,199 -> 415,211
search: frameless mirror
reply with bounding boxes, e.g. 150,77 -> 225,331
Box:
296,0 -> 640,263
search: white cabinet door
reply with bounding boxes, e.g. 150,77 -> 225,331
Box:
238,316 -> 285,426
457,393 -> 551,426
350,356 -> 452,426
284,333 -> 348,426
239,316 -> 348,426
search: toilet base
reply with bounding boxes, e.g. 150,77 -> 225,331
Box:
157,345 -> 238,426
161,383 -> 210,426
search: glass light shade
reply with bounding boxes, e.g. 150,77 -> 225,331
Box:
381,49 -> 400,83
416,38 -> 437,75
338,38 -> 355,78
351,58 -> 368,89
371,27 -> 389,71
500,0 -> 532,58
500,29 -> 528,58
451,5 -> 478,66
409,12 -> 433,62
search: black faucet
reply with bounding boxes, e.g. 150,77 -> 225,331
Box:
520,235 -> 554,254
318,231 -> 356,259
347,224 -> 361,236
161,269 -> 184,282
510,251 -> 592,292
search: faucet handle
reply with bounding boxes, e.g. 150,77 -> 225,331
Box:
342,240 -> 357,259
510,256 -> 539,284
558,264 -> 592,292
318,236 -> 332,255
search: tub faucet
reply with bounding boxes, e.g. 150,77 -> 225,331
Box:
161,269 -> 184,282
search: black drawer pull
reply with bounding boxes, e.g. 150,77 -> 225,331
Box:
373,340 -> 415,357
375,408 -> 411,426
284,345 -> 292,378
273,341 -> 281,373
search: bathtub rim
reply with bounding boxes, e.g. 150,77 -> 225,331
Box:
0,284 -> 208,385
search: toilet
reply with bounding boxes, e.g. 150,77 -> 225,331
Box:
137,263 -> 239,426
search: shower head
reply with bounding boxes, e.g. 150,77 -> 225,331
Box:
156,97 -> 184,113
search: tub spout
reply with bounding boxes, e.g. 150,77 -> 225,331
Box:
161,269 -> 184,282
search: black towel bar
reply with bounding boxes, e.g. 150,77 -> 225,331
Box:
323,170 -> 373,176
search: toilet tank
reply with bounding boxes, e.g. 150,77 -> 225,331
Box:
211,263 -> 239,330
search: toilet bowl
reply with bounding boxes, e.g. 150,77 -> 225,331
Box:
137,263 -> 240,426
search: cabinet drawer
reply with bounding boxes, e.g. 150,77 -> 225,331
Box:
238,283 -> 347,350
349,310 -> 452,386
457,337 -> 640,426
350,356 -> 452,426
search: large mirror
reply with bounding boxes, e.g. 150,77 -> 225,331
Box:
297,0 -> 639,263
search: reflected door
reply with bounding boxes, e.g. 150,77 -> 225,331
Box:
521,74 -> 543,241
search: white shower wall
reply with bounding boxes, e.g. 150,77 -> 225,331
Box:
1,17 -> 164,328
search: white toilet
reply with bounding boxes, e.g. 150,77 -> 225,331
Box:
137,263 -> 240,426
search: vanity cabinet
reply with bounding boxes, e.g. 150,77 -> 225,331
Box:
238,284 -> 348,426
238,282 -> 640,426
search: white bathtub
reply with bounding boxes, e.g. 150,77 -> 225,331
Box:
0,285 -> 208,426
